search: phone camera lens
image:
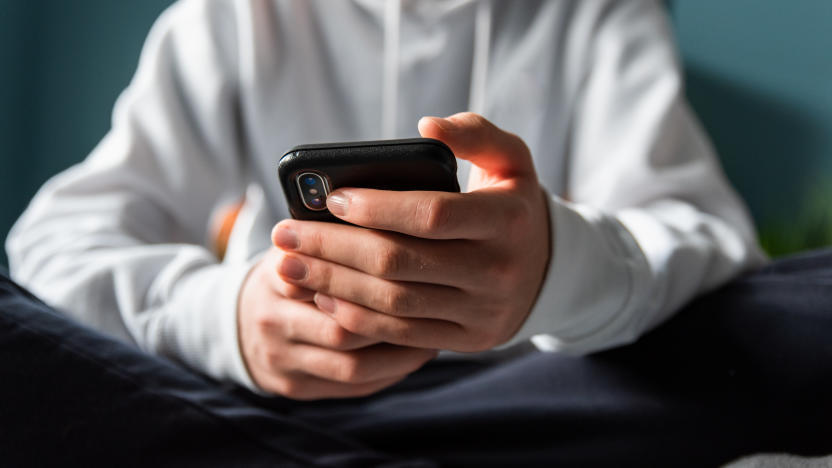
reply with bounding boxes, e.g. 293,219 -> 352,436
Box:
297,172 -> 329,211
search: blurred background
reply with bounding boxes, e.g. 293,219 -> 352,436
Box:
1,0 -> 830,267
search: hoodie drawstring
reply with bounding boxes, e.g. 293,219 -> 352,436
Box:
469,0 -> 492,115
382,0 -> 402,138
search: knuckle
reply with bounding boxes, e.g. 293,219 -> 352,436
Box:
308,228 -> 327,257
500,128 -> 532,161
388,322 -> 414,344
334,353 -> 364,383
264,349 -> 287,371
505,129 -> 527,148
323,323 -> 352,350
379,287 -> 412,315
315,260 -> 335,291
334,307 -> 366,335
372,244 -> 408,278
461,111 -> 488,128
252,307 -> 275,330
417,196 -> 452,235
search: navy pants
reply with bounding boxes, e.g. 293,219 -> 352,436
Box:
2,250 -> 832,467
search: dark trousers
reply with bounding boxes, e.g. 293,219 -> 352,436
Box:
2,250 -> 832,467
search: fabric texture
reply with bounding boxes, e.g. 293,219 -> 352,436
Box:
0,267 -> 429,468
2,250 -> 831,467
6,0 -> 765,390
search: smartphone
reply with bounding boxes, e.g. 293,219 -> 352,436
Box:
278,138 -> 460,222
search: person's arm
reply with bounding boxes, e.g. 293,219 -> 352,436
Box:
6,0 -> 256,386
265,0 -> 765,358
504,0 -> 767,353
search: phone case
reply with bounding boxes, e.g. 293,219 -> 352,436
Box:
278,138 -> 460,222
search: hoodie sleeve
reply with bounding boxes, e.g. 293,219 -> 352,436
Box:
5,0 -> 258,389
502,0 -> 766,353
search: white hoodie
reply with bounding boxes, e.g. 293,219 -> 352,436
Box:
6,0 -> 765,390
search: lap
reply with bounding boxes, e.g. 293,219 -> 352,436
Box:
0,268 -> 425,468
2,248 -> 831,467
286,249 -> 832,465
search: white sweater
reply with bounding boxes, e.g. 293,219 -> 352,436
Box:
6,0 -> 765,390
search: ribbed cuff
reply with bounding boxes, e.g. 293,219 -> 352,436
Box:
165,258 -> 260,390
499,193 -> 650,355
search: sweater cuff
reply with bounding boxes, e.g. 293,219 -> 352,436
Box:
499,192 -> 651,355
165,258 -> 259,390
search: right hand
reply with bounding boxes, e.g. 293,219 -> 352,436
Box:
238,230 -> 438,400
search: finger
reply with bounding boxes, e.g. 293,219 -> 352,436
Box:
276,249 -> 472,322
285,342 -> 437,385
325,187 -> 524,240
418,112 -> 535,178
315,293 -> 468,351
273,219 -> 492,288
274,280 -> 316,302
268,298 -> 378,351
259,372 -> 407,401
260,247 -> 316,301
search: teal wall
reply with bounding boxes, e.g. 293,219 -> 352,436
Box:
1,1 -> 831,267
0,0 -> 174,267
671,1 -> 832,255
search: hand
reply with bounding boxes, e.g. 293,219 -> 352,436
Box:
273,113 -> 551,352
237,246 -> 438,399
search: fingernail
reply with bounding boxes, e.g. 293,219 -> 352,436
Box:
278,256 -> 307,281
273,226 -> 298,250
326,192 -> 349,216
314,293 -> 336,313
420,116 -> 451,132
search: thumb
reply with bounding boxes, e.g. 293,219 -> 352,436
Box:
418,112 -> 535,179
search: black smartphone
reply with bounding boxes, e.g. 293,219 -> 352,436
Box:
278,138 -> 460,222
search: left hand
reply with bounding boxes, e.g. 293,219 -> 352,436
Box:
273,113 -> 551,352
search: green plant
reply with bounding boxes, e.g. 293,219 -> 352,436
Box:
758,178 -> 832,257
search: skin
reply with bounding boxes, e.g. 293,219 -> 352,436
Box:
239,112 -> 551,399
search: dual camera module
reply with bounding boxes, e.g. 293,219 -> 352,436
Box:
295,172 -> 330,211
